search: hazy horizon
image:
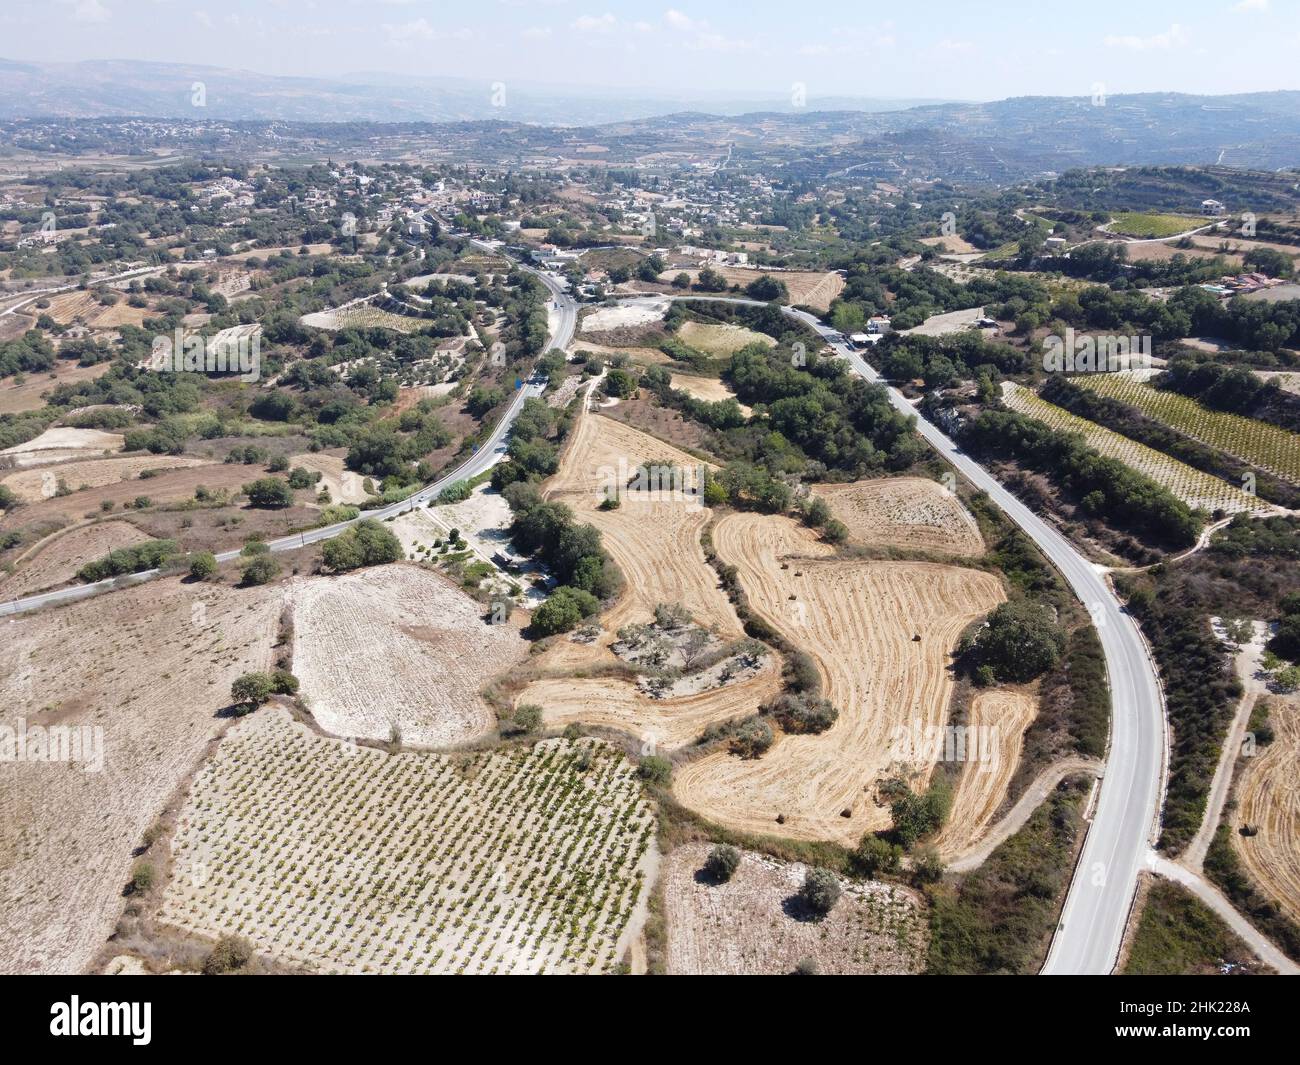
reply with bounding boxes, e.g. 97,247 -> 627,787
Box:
4,0 -> 1299,103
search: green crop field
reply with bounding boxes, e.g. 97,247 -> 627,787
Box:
1076,374 -> 1300,486
1109,212 -> 1205,239
1001,383 -> 1267,515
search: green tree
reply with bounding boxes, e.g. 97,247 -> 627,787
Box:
243,477 -> 293,508
231,672 -> 275,710
704,844 -> 741,883
973,601 -> 1066,682
799,867 -> 841,917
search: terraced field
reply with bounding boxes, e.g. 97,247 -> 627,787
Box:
1074,374 -> 1300,486
159,709 -> 655,974
1002,383 -> 1266,514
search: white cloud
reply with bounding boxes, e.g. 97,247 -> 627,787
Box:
1231,0 -> 1269,11
70,0 -> 111,23
193,10 -> 212,29
382,19 -> 472,45
522,26 -> 552,39
1105,24 -> 1189,50
936,38 -> 974,53
664,9 -> 697,32
572,13 -> 616,33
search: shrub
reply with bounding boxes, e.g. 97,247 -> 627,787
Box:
320,519 -> 403,573
203,935 -> 254,975
188,551 -> 218,581
128,862 -> 154,895
703,844 -> 741,883
638,755 -> 672,785
240,554 -> 280,587
764,692 -> 839,734
231,672 -> 276,710
730,716 -> 774,759
799,867 -> 841,917
854,834 -> 902,878
512,703 -> 544,735
271,670 -> 300,696
530,586 -> 599,637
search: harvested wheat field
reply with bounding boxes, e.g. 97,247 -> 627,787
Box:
158,709 -> 655,974
287,452 -> 368,505
520,656 -> 782,750
662,843 -> 926,974
1,454 -> 210,504
677,320 -> 774,357
931,689 -> 1038,861
0,577 -> 283,974
669,373 -> 752,416
672,512 -> 1005,845
0,519 -> 151,598
1232,698 -> 1300,923
287,564 -> 528,748
542,411 -> 736,663
0,427 -> 124,469
813,477 -> 984,558
571,341 -> 672,366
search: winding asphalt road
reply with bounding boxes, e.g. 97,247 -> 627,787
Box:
0,259 -> 576,618
667,296 -> 1165,975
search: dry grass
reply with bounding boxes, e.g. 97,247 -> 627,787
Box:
1,455 -> 210,504
287,564 -> 529,748
813,477 -> 984,558
662,842 -> 926,974
677,320 -> 774,357
287,452 -> 368,505
1232,697 -> 1300,924
669,373 -> 752,416
0,363 -> 112,416
0,518 -> 151,598
0,577 -> 282,973
672,513 -> 1005,845
931,689 -> 1038,861
0,427 -> 124,469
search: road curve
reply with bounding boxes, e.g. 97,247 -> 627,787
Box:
1,258 -> 576,619
666,296 -> 1166,974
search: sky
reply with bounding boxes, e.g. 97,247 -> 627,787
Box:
6,0 -> 1300,102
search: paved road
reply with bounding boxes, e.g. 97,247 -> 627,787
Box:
668,296 -> 1166,974
1,257 -> 576,619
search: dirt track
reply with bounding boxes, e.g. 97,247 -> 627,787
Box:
672,512 -> 1005,845
0,518 -> 151,597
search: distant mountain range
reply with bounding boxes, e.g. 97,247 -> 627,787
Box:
0,58 -> 955,126
3,58 -> 1300,183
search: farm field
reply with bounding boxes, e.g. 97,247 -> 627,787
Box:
300,302 -> 424,334
287,564 -> 528,748
158,709 -> 655,974
287,452 -> 368,505
1109,212 -> 1205,238
570,340 -> 672,365
931,689 -> 1038,862
1232,698 -> 1300,925
1,454 -> 210,504
0,576 -> 283,974
677,320 -> 774,357
672,512 -> 1006,845
1073,374 -> 1300,485
0,427 -> 124,468
540,411 -> 737,667
667,268 -> 845,312
0,362 -> 111,415
669,373 -> 752,415
662,843 -> 926,974
0,518 -> 151,597
1001,383 -> 1267,514
812,477 -> 984,558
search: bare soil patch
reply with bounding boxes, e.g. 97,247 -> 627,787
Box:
0,518 -> 151,598
813,477 -> 984,558
1,455 -> 210,504
662,842 -> 926,974
287,564 -> 528,747
0,577 -> 282,973
1232,697 -> 1300,924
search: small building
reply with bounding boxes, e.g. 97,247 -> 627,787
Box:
866,315 -> 892,335
1202,199 -> 1227,216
